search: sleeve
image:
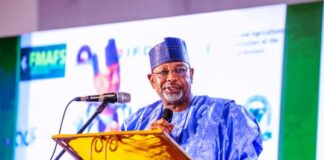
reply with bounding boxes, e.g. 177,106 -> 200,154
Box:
120,102 -> 163,131
120,107 -> 146,131
224,102 -> 263,160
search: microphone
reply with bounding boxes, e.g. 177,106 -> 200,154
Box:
162,108 -> 173,123
74,92 -> 131,103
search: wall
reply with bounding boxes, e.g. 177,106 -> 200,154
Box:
0,0 -> 37,37
0,0 -> 320,37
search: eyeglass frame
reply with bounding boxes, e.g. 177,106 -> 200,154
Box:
150,64 -> 191,79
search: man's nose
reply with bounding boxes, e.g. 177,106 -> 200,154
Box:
166,70 -> 178,81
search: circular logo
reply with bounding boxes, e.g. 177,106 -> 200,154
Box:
245,95 -> 272,140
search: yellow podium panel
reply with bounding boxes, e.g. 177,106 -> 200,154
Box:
52,130 -> 191,160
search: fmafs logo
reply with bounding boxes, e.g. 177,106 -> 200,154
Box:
21,44 -> 66,80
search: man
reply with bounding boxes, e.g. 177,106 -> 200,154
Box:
121,37 -> 263,159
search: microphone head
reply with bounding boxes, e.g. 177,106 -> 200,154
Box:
162,108 -> 173,123
116,92 -> 131,103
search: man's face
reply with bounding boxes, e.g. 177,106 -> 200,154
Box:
148,61 -> 193,104
94,63 -> 120,94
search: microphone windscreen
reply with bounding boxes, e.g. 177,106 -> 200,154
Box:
117,92 -> 131,103
162,108 -> 173,123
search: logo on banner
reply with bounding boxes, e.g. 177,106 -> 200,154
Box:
20,44 -> 66,80
245,95 -> 272,140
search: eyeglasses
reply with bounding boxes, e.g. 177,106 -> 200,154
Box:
152,66 -> 189,78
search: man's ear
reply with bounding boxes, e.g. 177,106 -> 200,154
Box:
147,74 -> 155,88
189,68 -> 194,83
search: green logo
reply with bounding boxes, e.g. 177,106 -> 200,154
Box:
21,44 -> 66,80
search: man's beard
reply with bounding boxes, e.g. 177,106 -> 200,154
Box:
162,91 -> 183,102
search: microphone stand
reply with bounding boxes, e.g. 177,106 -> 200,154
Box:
54,101 -> 109,160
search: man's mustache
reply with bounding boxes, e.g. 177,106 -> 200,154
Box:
163,83 -> 182,89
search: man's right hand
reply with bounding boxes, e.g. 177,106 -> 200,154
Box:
149,119 -> 174,134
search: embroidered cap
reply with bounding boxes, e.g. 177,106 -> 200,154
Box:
149,37 -> 189,70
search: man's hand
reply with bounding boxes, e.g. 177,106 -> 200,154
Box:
149,119 -> 174,134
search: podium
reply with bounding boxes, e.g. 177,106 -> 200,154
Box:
52,130 -> 191,160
